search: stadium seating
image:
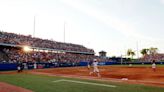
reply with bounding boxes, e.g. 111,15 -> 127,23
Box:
140,54 -> 164,62
0,31 -> 98,63
0,31 -> 94,53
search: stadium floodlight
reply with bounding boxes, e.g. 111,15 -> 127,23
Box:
23,46 -> 31,52
45,50 -> 49,53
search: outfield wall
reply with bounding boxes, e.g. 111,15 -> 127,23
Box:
0,61 -> 164,71
79,61 -> 164,66
0,63 -> 17,71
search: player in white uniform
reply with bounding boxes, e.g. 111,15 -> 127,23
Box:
89,59 -> 101,77
152,60 -> 156,72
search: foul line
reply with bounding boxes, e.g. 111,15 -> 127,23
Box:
53,79 -> 116,88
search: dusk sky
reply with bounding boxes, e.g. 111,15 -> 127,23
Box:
0,0 -> 164,57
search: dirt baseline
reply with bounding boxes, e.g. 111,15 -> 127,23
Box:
31,66 -> 164,87
0,82 -> 33,92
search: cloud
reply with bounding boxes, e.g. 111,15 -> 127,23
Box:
160,0 -> 164,4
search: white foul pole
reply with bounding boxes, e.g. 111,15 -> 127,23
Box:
136,41 -> 139,60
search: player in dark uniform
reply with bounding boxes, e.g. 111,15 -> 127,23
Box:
17,62 -> 24,73
17,62 -> 21,73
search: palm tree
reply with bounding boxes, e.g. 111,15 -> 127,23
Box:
149,47 -> 158,61
127,49 -> 136,60
149,47 -> 158,55
141,48 -> 149,56
140,47 -> 158,61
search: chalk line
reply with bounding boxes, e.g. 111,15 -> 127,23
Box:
53,79 -> 116,88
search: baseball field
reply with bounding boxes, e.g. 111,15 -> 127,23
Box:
0,65 -> 164,92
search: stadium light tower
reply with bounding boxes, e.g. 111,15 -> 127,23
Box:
33,16 -> 36,37
64,21 -> 66,43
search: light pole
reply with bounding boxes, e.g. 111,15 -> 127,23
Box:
63,21 -> 66,43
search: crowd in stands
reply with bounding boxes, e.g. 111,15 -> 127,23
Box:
140,54 -> 164,62
0,48 -> 95,62
0,48 -> 112,63
0,31 -> 95,64
0,31 -> 94,53
0,31 -> 112,64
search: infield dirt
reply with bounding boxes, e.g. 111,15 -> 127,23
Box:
30,66 -> 164,87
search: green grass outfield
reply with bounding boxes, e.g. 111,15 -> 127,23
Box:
0,74 -> 164,92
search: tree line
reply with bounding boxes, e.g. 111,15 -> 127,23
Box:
127,47 -> 158,59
